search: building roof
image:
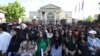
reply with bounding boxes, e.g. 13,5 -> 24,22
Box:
0,10 -> 6,14
40,4 -> 61,9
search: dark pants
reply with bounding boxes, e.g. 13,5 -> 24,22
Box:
0,51 -> 6,56
2,53 -> 7,56
0,51 -> 1,56
96,50 -> 100,56
68,53 -> 75,56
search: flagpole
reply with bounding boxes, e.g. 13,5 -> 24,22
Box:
82,7 -> 84,20
82,0 -> 84,20
79,0 -> 80,20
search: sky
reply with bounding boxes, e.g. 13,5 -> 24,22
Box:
0,0 -> 100,19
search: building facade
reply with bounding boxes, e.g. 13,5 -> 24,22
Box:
0,10 -> 6,23
29,4 -> 72,25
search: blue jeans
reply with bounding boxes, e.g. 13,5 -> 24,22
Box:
8,52 -> 18,56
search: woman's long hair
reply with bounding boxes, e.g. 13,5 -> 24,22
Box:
51,30 -> 62,49
13,28 -> 20,41
66,29 -> 73,39
9,28 -> 21,46
59,29 -> 66,38
47,27 -> 53,33
78,31 -> 87,41
36,30 -> 47,42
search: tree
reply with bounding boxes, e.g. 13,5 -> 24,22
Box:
0,6 -> 6,11
0,0 -> 25,21
85,16 -> 94,23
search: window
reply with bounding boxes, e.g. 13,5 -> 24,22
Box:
42,11 -> 45,16
47,12 -> 54,24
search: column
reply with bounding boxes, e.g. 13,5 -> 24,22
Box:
56,10 -> 60,25
41,10 -> 45,25
45,12 -> 47,25
54,12 -> 57,25
39,10 -> 42,24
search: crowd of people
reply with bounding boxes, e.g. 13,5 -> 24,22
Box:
0,22 -> 100,56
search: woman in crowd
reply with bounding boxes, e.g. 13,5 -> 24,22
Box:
64,29 -> 76,56
35,31 -> 48,56
18,33 -> 36,56
60,29 -> 65,39
7,28 -> 21,56
76,31 -> 88,56
46,28 -> 53,46
46,30 -> 64,56
46,28 -> 53,39
73,27 -> 80,40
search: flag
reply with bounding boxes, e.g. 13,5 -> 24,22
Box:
81,0 -> 84,10
75,5 -> 77,12
78,0 -> 84,11
79,3 -> 80,11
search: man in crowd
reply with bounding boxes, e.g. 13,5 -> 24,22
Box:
87,30 -> 100,56
0,24 -> 12,56
19,23 -> 28,41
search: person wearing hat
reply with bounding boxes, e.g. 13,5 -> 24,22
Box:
87,30 -> 100,56
0,24 -> 12,56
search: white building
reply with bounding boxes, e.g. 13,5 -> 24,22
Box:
0,10 -> 6,23
29,4 -> 73,24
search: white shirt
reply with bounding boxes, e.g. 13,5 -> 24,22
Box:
10,30 -> 15,37
88,37 -> 100,47
0,31 -> 12,54
45,30 -> 53,38
47,33 -> 53,38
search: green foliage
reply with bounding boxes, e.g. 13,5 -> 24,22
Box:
0,0 -> 25,21
85,16 -> 94,23
0,6 -> 6,11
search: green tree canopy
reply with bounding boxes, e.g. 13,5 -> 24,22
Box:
0,0 -> 25,21
86,16 -> 94,23
0,6 -> 6,11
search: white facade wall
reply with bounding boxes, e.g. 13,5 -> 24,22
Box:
29,4 -> 73,24
0,12 -> 6,23
0,13 -> 5,18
